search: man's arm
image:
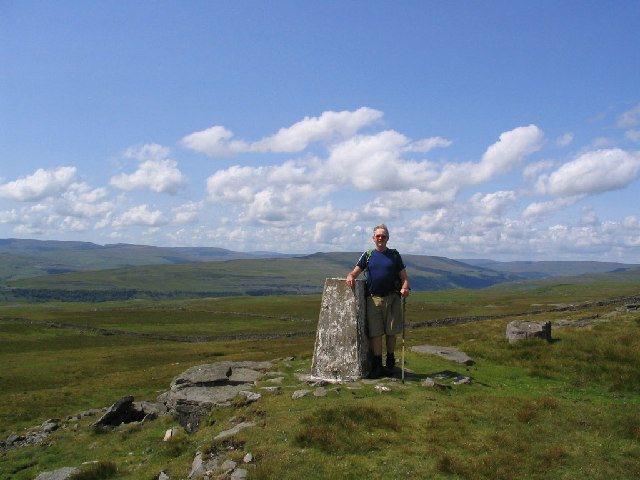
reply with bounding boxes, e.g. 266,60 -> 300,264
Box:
346,266 -> 362,287
399,268 -> 410,298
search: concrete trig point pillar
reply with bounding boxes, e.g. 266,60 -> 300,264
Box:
311,278 -> 371,381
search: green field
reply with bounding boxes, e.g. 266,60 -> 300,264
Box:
1,281 -> 640,479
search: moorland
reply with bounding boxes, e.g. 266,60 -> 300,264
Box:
1,239 -> 639,479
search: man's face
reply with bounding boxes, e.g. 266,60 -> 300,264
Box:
373,229 -> 388,249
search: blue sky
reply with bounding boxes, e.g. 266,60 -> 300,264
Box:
1,1 -> 640,262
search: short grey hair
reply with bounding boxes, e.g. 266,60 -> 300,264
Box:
373,224 -> 389,237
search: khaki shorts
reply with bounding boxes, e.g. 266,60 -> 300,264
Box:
366,293 -> 403,337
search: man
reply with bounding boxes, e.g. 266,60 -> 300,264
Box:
346,224 -> 410,378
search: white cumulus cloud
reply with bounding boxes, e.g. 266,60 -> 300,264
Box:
617,103 -> 640,128
180,107 -> 384,157
112,204 -> 167,227
535,148 -> 640,197
0,166 -> 77,202
110,158 -> 188,194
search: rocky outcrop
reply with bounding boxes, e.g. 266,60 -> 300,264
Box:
157,361 -> 273,433
92,396 -> 166,427
506,320 -> 552,343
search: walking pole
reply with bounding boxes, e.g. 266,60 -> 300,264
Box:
401,297 -> 406,384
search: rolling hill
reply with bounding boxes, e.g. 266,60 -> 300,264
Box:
1,238 -> 638,302
0,238 -> 293,281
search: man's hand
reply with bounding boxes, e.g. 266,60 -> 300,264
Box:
346,273 -> 355,287
346,267 -> 361,287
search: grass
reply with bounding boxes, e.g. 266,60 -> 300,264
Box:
1,283 -> 639,479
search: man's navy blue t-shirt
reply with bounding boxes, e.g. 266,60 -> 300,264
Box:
356,248 -> 405,295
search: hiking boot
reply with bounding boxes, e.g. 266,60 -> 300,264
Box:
367,355 -> 384,379
367,365 -> 385,379
385,353 -> 396,376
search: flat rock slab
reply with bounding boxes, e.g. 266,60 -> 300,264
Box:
410,345 -> 475,365
158,361 -> 273,433
170,361 -> 273,390
34,467 -> 80,480
214,421 -> 257,440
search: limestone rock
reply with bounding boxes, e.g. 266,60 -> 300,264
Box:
221,459 -> 238,471
313,387 -> 327,397
34,467 -> 80,480
188,451 -> 205,479
158,361 -> 272,433
506,320 -> 552,343
421,378 -> 451,390
92,396 -> 166,427
214,421 -> 257,440
292,389 -> 311,399
231,469 -> 248,479
40,419 -> 60,433
410,345 -> 475,365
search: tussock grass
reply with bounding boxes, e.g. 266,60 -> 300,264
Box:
69,461 -> 118,480
296,405 -> 401,453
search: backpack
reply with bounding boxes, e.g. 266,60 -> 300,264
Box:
363,248 -> 403,292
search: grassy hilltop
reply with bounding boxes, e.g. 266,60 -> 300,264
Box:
1,277 -> 640,479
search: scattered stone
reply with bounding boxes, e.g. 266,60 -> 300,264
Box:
243,452 -> 253,463
157,471 -> 171,480
163,427 -> 179,442
310,379 -> 330,387
266,377 -> 284,384
294,373 -> 316,383
6,433 -> 24,445
421,378 -> 451,391
452,376 -> 472,385
214,421 -> 257,440
553,317 -> 608,328
292,389 -> 312,400
188,451 -> 205,479
260,386 -> 281,392
231,469 -> 248,479
506,320 -> 552,343
221,459 -> 238,471
34,467 -> 79,480
80,409 -> 102,418
313,387 -> 327,397
239,391 -> 261,402
40,419 -> 60,433
375,385 -> 391,393
410,345 -> 475,365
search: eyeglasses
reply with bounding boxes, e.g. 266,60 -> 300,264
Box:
375,235 -> 388,239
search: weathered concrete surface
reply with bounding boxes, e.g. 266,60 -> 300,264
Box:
311,278 -> 371,381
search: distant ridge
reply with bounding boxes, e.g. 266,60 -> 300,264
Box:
1,238 -> 639,301
458,259 -> 640,279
